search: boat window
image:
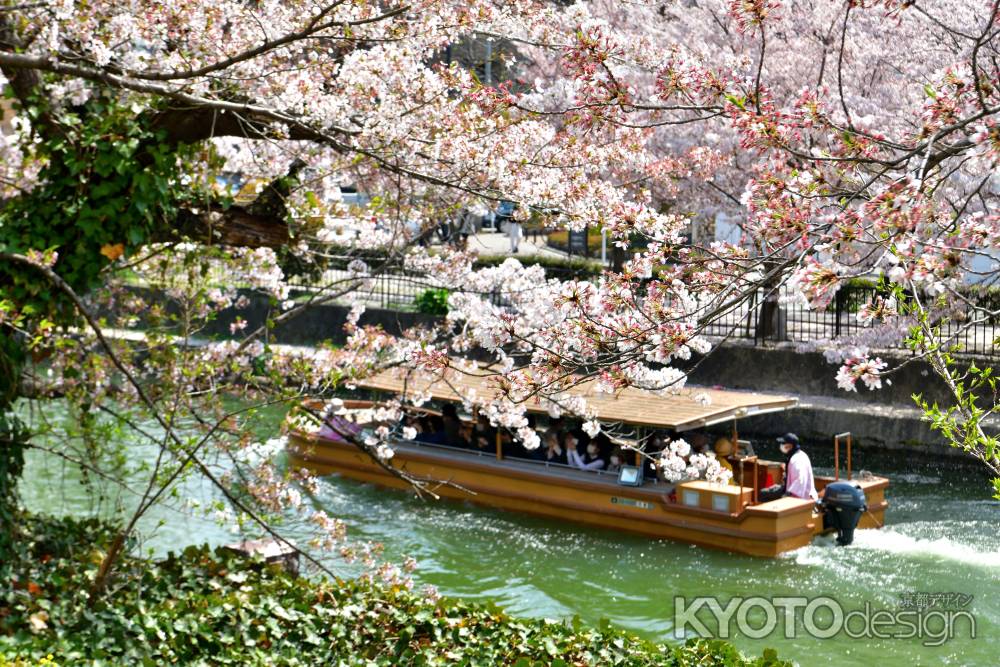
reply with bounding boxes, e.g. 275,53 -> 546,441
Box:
681,489 -> 700,507
711,493 -> 730,512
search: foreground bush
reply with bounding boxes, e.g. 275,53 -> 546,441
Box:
1,515 -> 789,666
415,288 -> 451,315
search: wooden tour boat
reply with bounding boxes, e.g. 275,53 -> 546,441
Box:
285,367 -> 889,557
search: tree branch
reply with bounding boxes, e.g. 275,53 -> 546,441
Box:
167,204 -> 291,249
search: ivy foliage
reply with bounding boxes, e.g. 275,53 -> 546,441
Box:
0,91 -> 208,561
0,91 -> 203,317
1,514 -> 790,667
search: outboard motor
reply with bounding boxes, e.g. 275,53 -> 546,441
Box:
821,481 -> 867,546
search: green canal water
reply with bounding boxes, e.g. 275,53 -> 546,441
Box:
18,403 -> 1000,666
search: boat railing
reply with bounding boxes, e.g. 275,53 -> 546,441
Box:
502,453 -> 641,481
397,437 -> 662,484
306,427 -> 763,494
834,432 -> 852,481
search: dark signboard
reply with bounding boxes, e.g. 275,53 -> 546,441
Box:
568,227 -> 588,256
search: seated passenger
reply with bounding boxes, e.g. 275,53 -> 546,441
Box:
472,413 -> 497,451
471,424 -> 495,453
606,447 -> 625,474
504,414 -> 535,458
713,437 -> 737,485
440,403 -> 469,448
568,437 -> 606,472
562,432 -> 580,465
688,432 -> 709,456
317,400 -> 362,443
416,415 -> 447,445
401,413 -> 423,435
534,431 -> 564,462
582,439 -> 607,471
417,414 -> 434,432
646,433 -> 667,482
544,417 -> 565,441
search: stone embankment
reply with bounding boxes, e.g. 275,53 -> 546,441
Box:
177,289 -> 998,460
678,340 -> 999,459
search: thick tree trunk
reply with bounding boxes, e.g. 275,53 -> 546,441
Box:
167,205 -> 291,249
0,332 -> 26,564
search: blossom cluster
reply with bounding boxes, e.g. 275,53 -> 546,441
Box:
656,438 -> 734,485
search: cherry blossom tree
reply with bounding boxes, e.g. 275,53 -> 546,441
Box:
430,0 -> 1000,490
2,0 -> 1000,587
476,0 -> 1000,489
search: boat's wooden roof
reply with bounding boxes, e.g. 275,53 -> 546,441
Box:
356,365 -> 797,432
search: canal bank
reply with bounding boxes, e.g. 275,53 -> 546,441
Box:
182,290 -> 998,459
678,341 -> 1000,459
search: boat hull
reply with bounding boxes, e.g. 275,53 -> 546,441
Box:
286,430 -> 889,557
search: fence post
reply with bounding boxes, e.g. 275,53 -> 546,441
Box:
746,289 -> 758,343
758,290 -> 780,341
834,287 -> 845,338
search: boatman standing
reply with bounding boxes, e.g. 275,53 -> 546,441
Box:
760,433 -> 818,502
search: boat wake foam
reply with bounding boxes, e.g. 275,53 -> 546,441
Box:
787,524 -> 1000,571
847,528 -> 1000,569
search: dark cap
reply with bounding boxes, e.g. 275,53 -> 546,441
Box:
776,433 -> 800,446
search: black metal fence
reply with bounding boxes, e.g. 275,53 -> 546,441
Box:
701,284 -> 999,358
288,268 -> 433,311
287,259 -> 998,358
288,268 -> 505,312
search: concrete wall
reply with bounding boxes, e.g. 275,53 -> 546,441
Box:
199,290 -> 440,345
676,340 -> 1000,457
680,339 -> 961,407
733,401 -> 960,458
211,295 -> 977,410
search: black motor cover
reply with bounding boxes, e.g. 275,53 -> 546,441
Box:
821,481 -> 867,546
